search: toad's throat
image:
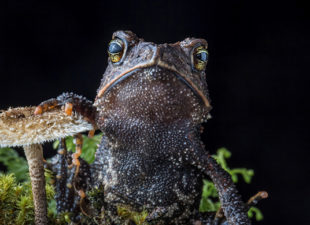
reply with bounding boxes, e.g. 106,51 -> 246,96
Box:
97,66 -> 211,110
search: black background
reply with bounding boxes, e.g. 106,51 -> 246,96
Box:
1,0 -> 309,224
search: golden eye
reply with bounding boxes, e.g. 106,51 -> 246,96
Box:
108,38 -> 124,63
193,46 -> 208,71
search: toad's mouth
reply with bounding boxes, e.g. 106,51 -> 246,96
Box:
96,65 -> 211,111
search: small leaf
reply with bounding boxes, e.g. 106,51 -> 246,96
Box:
52,140 -> 60,149
0,148 -> 28,182
53,133 -> 102,164
248,207 -> 264,221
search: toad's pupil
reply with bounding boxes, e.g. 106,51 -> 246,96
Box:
196,52 -> 208,62
109,42 -> 122,54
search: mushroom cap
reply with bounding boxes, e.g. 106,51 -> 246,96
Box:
0,107 -> 94,147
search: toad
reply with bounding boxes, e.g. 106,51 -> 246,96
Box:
36,30 -> 250,224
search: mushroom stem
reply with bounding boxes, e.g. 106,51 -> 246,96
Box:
24,144 -> 48,225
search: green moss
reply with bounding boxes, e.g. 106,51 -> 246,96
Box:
117,205 -> 149,225
87,187 -> 105,213
0,172 -> 67,225
85,188 -> 149,225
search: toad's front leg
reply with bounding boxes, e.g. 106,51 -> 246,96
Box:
34,92 -> 97,126
35,92 -> 97,186
185,137 -> 251,225
201,154 -> 250,225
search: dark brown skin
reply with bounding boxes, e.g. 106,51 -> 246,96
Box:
38,31 -> 250,224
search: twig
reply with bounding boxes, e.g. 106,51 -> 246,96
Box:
214,191 -> 268,223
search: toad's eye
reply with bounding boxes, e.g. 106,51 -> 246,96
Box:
108,38 -> 125,63
193,46 -> 208,71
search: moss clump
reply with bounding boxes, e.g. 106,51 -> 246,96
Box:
0,173 -> 57,225
117,205 -> 148,225
85,188 -> 149,225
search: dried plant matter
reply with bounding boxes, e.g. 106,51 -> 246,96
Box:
0,106 -> 93,147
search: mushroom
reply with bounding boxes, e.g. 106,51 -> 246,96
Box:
0,106 -> 93,225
